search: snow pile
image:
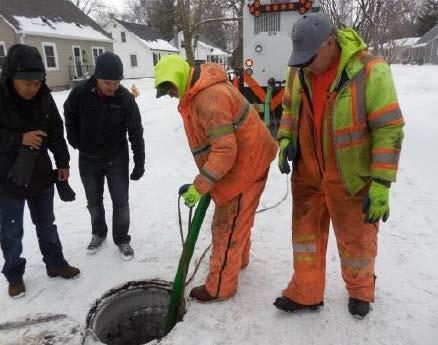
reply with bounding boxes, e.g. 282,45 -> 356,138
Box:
13,16 -> 112,42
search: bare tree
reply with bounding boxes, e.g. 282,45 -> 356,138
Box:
177,0 -> 241,66
71,0 -> 105,16
321,0 -> 420,60
126,0 -> 177,40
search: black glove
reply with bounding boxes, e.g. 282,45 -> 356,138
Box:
52,170 -> 76,202
130,165 -> 145,181
7,147 -> 40,187
178,184 -> 191,196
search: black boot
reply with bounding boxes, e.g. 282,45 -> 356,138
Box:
273,296 -> 323,313
348,297 -> 370,318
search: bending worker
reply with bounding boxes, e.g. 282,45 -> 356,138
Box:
154,55 -> 278,302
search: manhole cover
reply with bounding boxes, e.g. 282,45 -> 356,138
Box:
85,280 -> 185,345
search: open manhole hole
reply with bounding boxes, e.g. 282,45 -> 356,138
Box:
85,280 -> 185,345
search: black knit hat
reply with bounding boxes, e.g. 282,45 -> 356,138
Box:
1,44 -> 46,81
94,52 -> 124,80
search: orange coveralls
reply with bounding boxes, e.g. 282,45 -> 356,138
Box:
179,63 -> 278,298
283,60 -> 378,304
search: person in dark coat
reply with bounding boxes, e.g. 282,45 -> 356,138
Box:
0,44 -> 80,298
64,52 -> 145,260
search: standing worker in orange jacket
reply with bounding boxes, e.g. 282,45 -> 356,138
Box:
274,13 -> 404,318
154,55 -> 278,302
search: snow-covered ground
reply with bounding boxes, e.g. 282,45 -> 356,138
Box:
1,65 -> 437,345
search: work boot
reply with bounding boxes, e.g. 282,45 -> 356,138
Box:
118,242 -> 134,261
189,285 -> 218,302
273,296 -> 324,313
86,234 -> 106,255
8,279 -> 25,298
348,297 -> 370,319
47,265 -> 80,279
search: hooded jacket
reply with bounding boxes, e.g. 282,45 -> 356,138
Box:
279,29 -> 405,195
0,44 -> 70,198
155,56 -> 278,205
64,76 -> 145,166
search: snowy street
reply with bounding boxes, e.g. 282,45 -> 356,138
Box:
0,64 -> 437,345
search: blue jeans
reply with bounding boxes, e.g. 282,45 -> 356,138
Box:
79,146 -> 130,245
0,187 -> 68,282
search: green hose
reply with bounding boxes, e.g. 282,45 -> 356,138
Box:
164,194 -> 211,335
264,85 -> 273,127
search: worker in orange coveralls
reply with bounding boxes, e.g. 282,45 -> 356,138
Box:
154,55 -> 278,302
274,13 -> 404,318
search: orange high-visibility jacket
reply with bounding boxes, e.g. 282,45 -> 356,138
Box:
178,63 -> 278,205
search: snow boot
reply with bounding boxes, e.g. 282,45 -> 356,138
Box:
86,234 -> 106,255
189,285 -> 218,302
47,265 -> 80,279
8,279 -> 25,298
348,297 -> 370,318
118,242 -> 134,261
273,296 -> 324,313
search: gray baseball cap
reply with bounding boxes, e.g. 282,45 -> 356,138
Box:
288,13 -> 334,67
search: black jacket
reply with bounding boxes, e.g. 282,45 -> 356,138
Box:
0,76 -> 70,198
64,77 -> 145,166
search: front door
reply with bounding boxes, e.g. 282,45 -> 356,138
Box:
73,46 -> 83,78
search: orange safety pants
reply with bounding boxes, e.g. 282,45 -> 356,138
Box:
205,174 -> 268,299
282,177 -> 378,304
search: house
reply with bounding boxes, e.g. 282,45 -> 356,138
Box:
105,19 -> 179,79
0,0 -> 113,90
412,24 -> 438,65
174,31 -> 231,69
381,37 -> 420,64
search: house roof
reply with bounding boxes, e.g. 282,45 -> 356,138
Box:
0,0 -> 112,42
177,31 -> 230,56
115,19 -> 178,52
416,24 -> 438,45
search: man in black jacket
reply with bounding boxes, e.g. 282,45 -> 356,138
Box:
0,44 -> 80,298
64,52 -> 145,260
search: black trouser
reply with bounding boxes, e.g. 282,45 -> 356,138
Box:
79,146 -> 130,245
0,187 -> 68,282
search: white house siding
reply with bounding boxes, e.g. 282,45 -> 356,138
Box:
105,21 -> 177,79
0,17 -> 17,49
175,32 -> 229,68
22,35 -> 112,89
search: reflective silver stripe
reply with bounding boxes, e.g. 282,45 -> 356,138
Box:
340,257 -> 371,269
372,152 -> 400,165
233,100 -> 251,130
293,242 -> 317,253
200,167 -> 219,184
206,100 -> 251,140
353,71 -> 367,125
192,144 -> 211,157
207,124 -> 234,140
335,126 -> 369,147
368,108 -> 403,131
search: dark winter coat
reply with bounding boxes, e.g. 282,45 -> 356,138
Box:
64,77 -> 145,167
0,56 -> 70,198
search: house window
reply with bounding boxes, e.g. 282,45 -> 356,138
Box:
130,54 -> 138,67
153,53 -> 161,66
121,31 -> 126,43
42,42 -> 58,70
92,47 -> 105,65
0,42 -> 6,71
